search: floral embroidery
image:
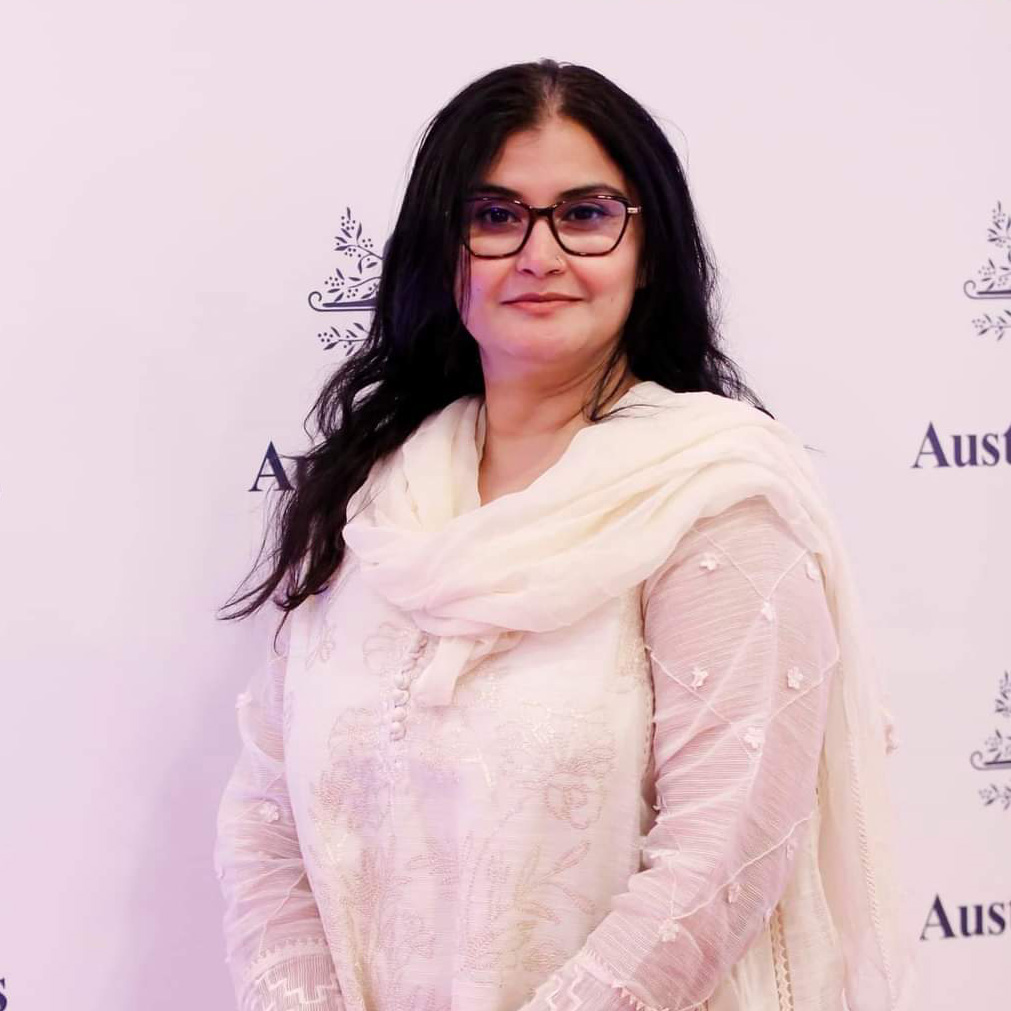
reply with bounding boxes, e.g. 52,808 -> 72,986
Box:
786,666 -> 805,690
659,917 -> 680,942
405,837 -> 461,895
522,938 -> 567,974
690,665 -> 709,688
760,601 -> 776,622
698,552 -> 719,572
543,764 -> 607,829
285,585 -> 656,1001
309,708 -> 388,835
499,706 -> 618,831
413,712 -> 478,784
610,590 -> 651,698
305,603 -> 338,671
641,842 -> 681,866
457,836 -> 596,980
362,621 -> 427,679
258,800 -> 280,823
743,726 -> 764,752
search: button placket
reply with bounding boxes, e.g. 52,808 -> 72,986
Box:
388,630 -> 428,744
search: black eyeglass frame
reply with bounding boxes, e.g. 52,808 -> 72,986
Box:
462,193 -> 643,258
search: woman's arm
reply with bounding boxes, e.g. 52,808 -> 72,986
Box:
214,631 -> 346,1011
518,494 -> 838,1011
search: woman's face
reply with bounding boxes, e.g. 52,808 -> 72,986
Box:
454,115 -> 644,385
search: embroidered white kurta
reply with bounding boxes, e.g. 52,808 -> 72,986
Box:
214,382 -> 912,1011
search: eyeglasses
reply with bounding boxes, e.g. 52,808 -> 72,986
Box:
462,194 -> 642,258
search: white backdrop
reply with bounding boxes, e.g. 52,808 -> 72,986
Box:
1,2 -> 1007,1008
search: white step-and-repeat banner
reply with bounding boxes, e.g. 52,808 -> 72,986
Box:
0,2 -> 1006,1009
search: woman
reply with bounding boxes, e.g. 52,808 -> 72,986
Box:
214,59 -> 913,1011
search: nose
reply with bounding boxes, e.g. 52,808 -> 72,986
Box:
515,214 -> 564,274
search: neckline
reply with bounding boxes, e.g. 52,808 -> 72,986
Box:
474,379 -> 654,506
476,378 -> 652,453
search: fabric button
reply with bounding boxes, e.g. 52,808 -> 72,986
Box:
389,723 -> 406,741
805,558 -> 820,580
392,688 -> 410,705
394,673 -> 410,689
390,706 -> 407,723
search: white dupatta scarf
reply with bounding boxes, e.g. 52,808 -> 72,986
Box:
342,380 -> 914,1009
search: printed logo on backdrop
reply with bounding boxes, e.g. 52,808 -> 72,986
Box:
971,670 -> 1011,812
307,206 -> 384,354
964,201 -> 1011,341
911,201 -> 1010,469
250,206 -> 384,492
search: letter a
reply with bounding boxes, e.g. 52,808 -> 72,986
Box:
249,441 -> 294,492
912,423 -> 949,469
920,894 -> 956,940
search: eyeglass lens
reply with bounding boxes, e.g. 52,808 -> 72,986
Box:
465,197 -> 628,256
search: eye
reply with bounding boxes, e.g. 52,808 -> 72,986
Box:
480,205 -> 519,224
468,199 -> 524,228
563,202 -> 607,221
557,198 -> 624,230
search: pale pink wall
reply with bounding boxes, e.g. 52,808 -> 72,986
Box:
0,2 -> 1007,1008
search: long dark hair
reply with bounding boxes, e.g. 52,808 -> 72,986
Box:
218,58 -> 769,641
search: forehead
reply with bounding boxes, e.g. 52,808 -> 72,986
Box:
474,117 -> 632,202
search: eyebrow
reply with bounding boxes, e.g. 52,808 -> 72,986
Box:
468,181 -> 629,201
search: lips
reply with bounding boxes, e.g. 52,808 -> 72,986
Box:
505,298 -> 580,312
504,296 -> 581,304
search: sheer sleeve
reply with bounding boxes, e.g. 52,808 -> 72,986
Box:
519,494 -> 839,1011
213,627 -> 346,1011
